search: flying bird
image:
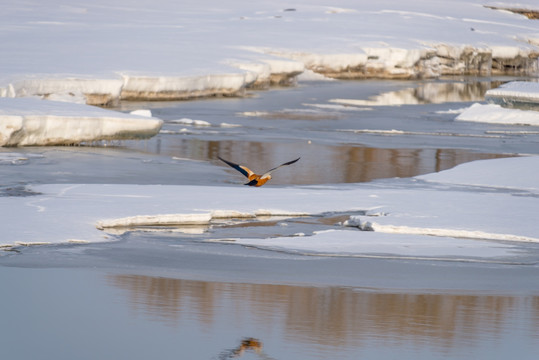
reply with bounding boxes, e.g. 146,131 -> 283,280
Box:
218,156 -> 300,187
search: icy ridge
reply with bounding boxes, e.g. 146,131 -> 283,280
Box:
0,61 -> 306,106
0,97 -> 163,146
344,217 -> 539,243
3,43 -> 536,106
2,0 -> 539,104
258,43 -> 538,80
96,209 -> 310,230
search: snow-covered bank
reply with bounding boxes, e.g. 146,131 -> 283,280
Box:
1,0 -> 538,104
2,156 -> 538,263
0,98 -> 162,146
456,102 -> 539,126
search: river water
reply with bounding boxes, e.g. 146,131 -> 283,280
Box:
1,78 -> 539,359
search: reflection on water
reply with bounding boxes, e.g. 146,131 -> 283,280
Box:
218,338 -> 267,360
330,80 -> 504,107
107,274 -> 539,357
137,139 -> 509,184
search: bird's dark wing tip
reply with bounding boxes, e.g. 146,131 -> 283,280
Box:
218,156 -> 250,178
283,157 -> 300,166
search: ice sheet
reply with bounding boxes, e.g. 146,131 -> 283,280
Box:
0,98 -> 163,146
2,157 -> 538,263
456,103 -> 539,126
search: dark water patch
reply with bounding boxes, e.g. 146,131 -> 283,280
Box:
0,184 -> 41,197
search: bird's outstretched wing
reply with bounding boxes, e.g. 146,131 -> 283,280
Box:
265,157 -> 300,174
218,156 -> 254,178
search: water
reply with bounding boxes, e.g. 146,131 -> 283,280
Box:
2,77 -> 533,187
2,78 -> 539,359
1,267 -> 538,360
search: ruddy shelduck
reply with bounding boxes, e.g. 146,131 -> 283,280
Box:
218,156 -> 300,187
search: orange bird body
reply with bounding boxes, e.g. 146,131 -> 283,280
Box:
218,156 -> 300,187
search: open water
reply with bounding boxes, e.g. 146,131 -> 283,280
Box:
2,78 -> 539,359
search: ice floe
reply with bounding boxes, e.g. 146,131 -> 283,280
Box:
231,229 -> 522,260
456,103 -> 539,126
451,81 -> 539,126
0,98 -> 163,146
2,156 -> 538,263
417,156 -> 539,191
169,118 -> 212,127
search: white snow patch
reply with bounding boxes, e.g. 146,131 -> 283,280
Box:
96,213 -> 212,230
219,122 -> 242,128
210,210 -> 256,219
170,118 -> 212,127
297,69 -> 334,81
2,156 -> 538,253
0,98 -> 163,146
435,108 -> 468,114
130,109 -> 152,118
456,103 -> 539,126
345,218 -> 539,243
1,0 -> 538,105
3,78 -> 123,103
239,111 -> 270,117
418,156 -> 539,191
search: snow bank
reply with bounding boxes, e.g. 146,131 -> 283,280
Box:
2,157 -> 538,262
1,0 -> 538,104
418,156 -> 539,191
96,213 -> 212,230
344,219 -> 539,243
456,103 -> 539,126
96,209 -> 310,230
455,81 -> 539,126
0,98 -> 163,146
4,78 -> 124,106
120,73 -> 251,101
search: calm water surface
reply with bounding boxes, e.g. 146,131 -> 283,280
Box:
1,267 -> 538,360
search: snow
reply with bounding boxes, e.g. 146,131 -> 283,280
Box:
1,0 -> 539,262
0,1 -> 538,146
170,118 -> 212,127
417,156 -> 539,191
2,156 -> 538,263
452,81 -> 539,127
0,98 -> 163,146
456,103 -> 539,126
1,0 -> 538,105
